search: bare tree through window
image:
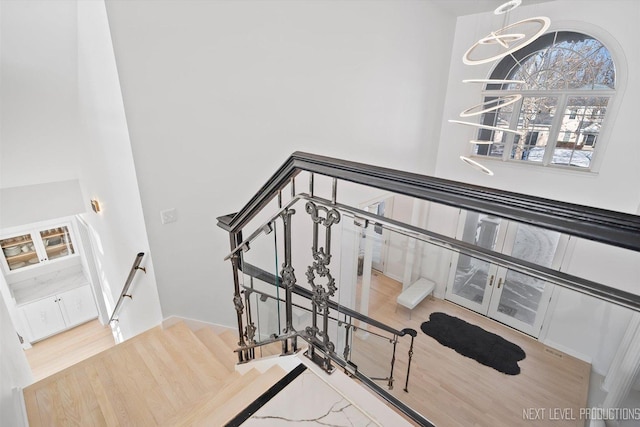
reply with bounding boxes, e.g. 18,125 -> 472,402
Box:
473,32 -> 615,169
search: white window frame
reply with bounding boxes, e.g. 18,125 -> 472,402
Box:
469,26 -> 625,173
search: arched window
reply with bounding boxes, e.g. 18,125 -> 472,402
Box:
473,31 -> 615,169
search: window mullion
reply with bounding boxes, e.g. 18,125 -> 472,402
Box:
504,96 -> 524,161
542,94 -> 567,165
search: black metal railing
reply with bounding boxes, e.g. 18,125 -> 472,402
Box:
218,152 -> 640,427
240,262 -> 417,386
218,152 -> 640,252
109,252 -> 146,323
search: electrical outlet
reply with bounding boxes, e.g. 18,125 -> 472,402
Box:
160,208 -> 177,224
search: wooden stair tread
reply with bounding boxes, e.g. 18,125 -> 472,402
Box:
24,322 -> 290,427
257,341 -> 282,357
218,329 -> 240,352
24,325 -> 163,390
164,322 -> 233,381
194,327 -> 238,371
164,368 -> 260,426
185,365 -> 287,427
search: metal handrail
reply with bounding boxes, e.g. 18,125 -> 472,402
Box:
232,194 -> 640,313
242,284 -> 401,343
242,283 -> 417,394
217,152 -> 640,252
240,261 -> 417,338
217,152 -> 640,426
315,343 -> 435,427
109,252 -> 146,323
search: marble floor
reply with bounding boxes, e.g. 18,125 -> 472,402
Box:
238,352 -> 414,427
243,369 -> 379,426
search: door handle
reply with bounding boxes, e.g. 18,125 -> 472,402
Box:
497,278 -> 503,289
488,275 -> 494,287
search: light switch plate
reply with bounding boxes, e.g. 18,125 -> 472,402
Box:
160,208 -> 177,224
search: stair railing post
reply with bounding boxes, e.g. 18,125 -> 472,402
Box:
280,208 -> 297,354
244,278 -> 256,360
388,335 -> 398,390
404,334 -> 415,393
304,201 -> 340,373
229,231 -> 248,363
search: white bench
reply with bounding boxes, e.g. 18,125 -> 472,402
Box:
396,278 -> 435,319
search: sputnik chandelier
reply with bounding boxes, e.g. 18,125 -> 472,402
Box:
451,0 -> 550,175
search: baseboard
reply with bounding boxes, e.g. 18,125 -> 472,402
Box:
542,339 -> 593,366
13,387 -> 28,427
162,314 -> 235,334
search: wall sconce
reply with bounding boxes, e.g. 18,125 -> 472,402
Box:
91,199 -> 101,213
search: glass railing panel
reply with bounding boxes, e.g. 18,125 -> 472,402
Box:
334,179 -> 403,214
248,282 -> 283,342
347,323 -> 398,387
562,236 -> 640,296
221,155 -> 640,427
239,220 -> 282,339
332,214 -> 640,425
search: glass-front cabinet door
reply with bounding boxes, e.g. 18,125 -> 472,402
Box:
0,223 -> 77,274
0,233 -> 41,271
40,226 -> 75,261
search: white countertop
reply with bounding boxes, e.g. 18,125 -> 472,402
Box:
11,265 -> 90,306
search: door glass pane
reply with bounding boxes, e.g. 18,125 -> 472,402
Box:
452,255 -> 491,304
40,226 -> 75,260
510,223 -> 561,268
451,212 -> 502,304
498,270 -> 547,326
497,224 -> 561,327
1,234 -> 39,271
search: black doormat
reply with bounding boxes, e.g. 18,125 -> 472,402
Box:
420,312 -> 526,375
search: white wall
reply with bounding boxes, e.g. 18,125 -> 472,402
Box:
0,0 -> 85,242
435,0 -> 640,214
419,201 -> 459,298
103,0 -> 456,327
0,0 -> 79,190
76,0 -> 163,340
542,238 -> 640,374
0,0 -> 163,342
430,0 -> 640,374
0,290 -> 32,427
0,180 -> 85,229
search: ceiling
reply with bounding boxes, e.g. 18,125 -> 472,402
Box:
431,0 -> 556,17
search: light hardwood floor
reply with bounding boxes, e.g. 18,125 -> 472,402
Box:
350,271 -> 591,427
23,322 -> 287,426
25,319 -> 115,382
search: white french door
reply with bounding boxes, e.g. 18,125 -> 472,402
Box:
445,210 -> 567,337
445,211 -> 507,314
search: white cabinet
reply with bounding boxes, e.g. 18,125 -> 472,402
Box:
20,284 -> 98,342
0,223 -> 77,274
58,285 -> 98,327
20,296 -> 67,342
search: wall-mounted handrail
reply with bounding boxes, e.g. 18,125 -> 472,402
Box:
217,152 -> 640,253
109,252 -> 146,323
